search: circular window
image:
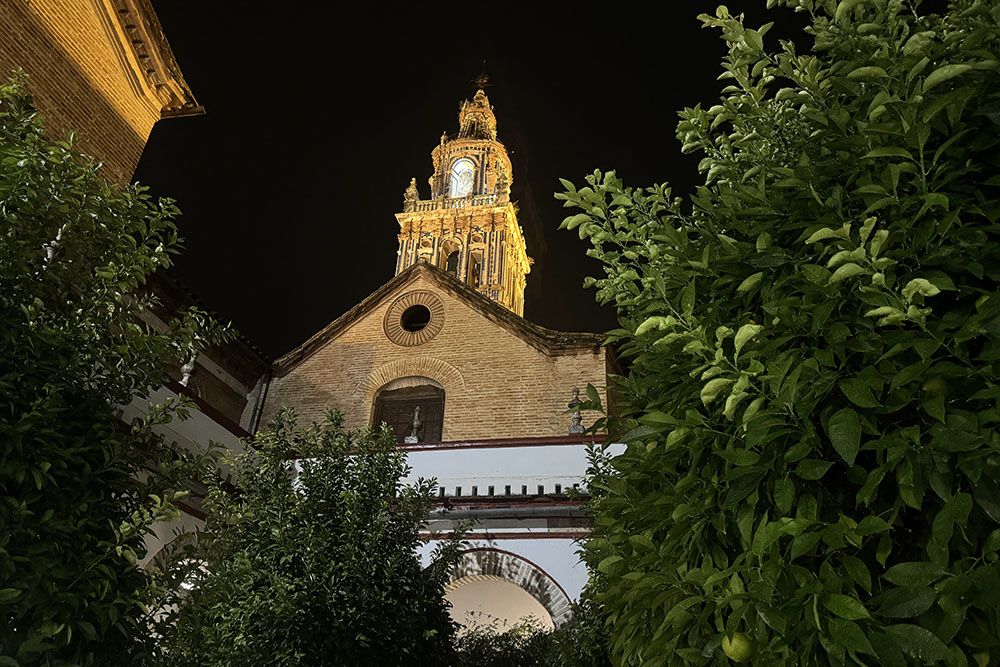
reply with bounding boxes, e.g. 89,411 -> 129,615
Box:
400,305 -> 431,332
384,291 -> 445,346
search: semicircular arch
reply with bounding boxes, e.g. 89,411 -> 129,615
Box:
445,548 -> 573,628
359,356 -> 465,405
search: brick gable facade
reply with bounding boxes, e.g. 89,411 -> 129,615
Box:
253,264 -> 608,441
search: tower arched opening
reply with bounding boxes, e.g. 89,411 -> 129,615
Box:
449,157 -> 475,197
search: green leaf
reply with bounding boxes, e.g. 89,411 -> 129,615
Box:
701,378 -> 735,406
863,146 -> 913,160
839,378 -> 880,408
0,588 -> 21,603
828,618 -> 875,654
774,477 -> 794,514
901,278 -> 940,302
829,263 -> 866,283
927,493 -> 972,566
855,516 -> 889,536
791,531 -> 822,560
736,272 -> 763,293
680,282 -> 696,316
890,360 -> 930,392
922,392 -> 946,422
883,562 -> 942,587
884,624 -> 952,661
835,0 -> 864,21
824,594 -> 870,620
849,66 -> 888,79
876,587 -> 937,618
922,64 -> 972,92
752,520 -> 785,556
718,449 -> 760,466
804,227 -> 841,244
827,407 -> 861,465
795,459 -> 834,480
586,383 -> 601,408
842,556 -> 873,593
598,555 -> 624,574
734,323 -> 763,358
635,316 -> 676,336
562,213 -> 591,230
77,621 -> 98,641
628,534 -> 655,551
985,529 -> 1000,555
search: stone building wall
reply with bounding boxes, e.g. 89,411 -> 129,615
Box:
257,270 -> 607,441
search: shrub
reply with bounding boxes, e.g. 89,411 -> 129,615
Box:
454,594 -> 611,667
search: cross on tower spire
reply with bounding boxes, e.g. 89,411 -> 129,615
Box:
472,61 -> 490,91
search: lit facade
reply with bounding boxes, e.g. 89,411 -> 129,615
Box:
395,89 -> 531,316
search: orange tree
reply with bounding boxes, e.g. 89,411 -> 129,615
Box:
156,410 -> 462,666
0,75 -> 225,665
560,1 -> 1000,664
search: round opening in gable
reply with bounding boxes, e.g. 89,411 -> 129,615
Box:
400,304 -> 432,333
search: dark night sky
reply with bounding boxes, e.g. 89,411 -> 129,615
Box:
135,4 -> 808,359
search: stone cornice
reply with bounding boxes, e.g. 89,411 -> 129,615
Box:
93,0 -> 203,119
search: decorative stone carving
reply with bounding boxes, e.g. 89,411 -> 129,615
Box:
403,177 -> 418,212
404,405 -> 422,444
179,351 -> 198,387
383,291 -> 445,347
458,88 -> 498,140
393,87 -> 531,316
568,387 -> 584,434
94,0 -> 202,118
496,170 -> 510,205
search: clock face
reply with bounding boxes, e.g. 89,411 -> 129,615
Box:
449,158 -> 475,197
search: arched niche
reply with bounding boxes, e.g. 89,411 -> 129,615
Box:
371,376 -> 445,443
449,157 -> 476,197
467,249 -> 484,289
438,238 -> 463,277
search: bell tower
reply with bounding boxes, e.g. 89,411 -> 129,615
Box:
395,86 -> 531,316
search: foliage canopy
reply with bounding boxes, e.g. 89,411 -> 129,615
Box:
158,409 -> 462,666
0,74 -> 224,665
560,1 -> 1000,664
453,594 -> 611,667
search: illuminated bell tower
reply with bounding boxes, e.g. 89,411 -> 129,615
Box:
395,86 -> 531,316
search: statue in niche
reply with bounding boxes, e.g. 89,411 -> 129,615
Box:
404,405 -> 423,444
568,387 -> 584,435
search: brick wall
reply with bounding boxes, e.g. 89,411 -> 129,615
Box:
258,273 -> 607,440
0,1 -> 170,182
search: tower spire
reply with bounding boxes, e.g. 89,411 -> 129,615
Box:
458,86 -> 496,140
